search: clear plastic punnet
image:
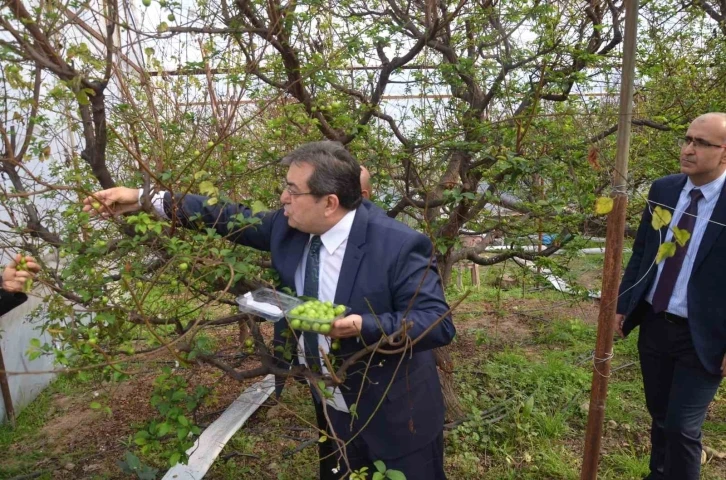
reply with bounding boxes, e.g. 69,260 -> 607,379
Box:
236,288 -> 303,322
284,300 -> 350,334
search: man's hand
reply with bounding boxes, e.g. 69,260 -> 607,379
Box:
721,353 -> 726,378
2,254 -> 40,293
82,187 -> 141,217
329,314 -> 363,339
615,314 -> 625,339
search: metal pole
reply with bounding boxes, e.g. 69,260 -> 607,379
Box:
580,0 -> 640,478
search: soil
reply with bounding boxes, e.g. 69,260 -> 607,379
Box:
5,321 -> 275,479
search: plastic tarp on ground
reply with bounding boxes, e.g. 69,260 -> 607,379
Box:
0,291 -> 57,423
163,374 -> 276,479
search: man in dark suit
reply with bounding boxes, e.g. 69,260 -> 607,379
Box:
616,112 -> 726,480
1,255 -> 40,316
84,141 -> 455,479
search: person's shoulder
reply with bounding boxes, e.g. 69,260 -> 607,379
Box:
366,207 -> 427,242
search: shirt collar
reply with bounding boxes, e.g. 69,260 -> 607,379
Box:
314,209 -> 357,255
684,169 -> 726,203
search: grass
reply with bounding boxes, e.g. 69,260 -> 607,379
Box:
0,373 -> 94,478
442,311 -> 725,480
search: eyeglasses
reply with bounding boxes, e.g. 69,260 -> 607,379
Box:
284,186 -> 314,197
283,185 -> 326,198
678,136 -> 726,149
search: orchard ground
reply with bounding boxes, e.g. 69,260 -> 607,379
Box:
1,256 -> 725,480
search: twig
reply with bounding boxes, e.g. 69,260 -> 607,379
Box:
611,361 -> 636,373
282,438 -> 317,458
444,395 -> 516,429
8,473 -> 46,480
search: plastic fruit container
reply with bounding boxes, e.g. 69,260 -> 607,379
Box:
236,288 -> 303,322
285,300 -> 349,334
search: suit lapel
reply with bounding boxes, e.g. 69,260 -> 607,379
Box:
334,205 -> 368,306
658,175 -> 686,234
693,180 -> 726,273
280,230 -> 309,289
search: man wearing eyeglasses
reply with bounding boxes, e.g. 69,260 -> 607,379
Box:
616,112 -> 726,480
82,141 -> 454,480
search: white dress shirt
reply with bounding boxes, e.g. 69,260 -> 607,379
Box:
294,210 -> 356,412
645,170 -> 726,317
151,191 -> 354,411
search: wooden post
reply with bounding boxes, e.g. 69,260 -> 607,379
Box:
0,345 -> 16,427
471,263 -> 480,288
580,0 -> 639,478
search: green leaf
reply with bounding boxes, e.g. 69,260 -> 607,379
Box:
386,469 -> 406,480
319,435 -> 327,443
373,473 -> 385,480
651,206 -> 672,230
523,395 -> 534,416
177,415 -> 189,427
169,452 -> 181,467
199,180 -> 218,197
656,241 -> 677,264
123,450 -> 142,469
594,197 -> 613,215
671,226 -> 691,247
75,89 -> 90,105
90,401 -> 102,409
157,422 -> 171,437
374,460 -> 386,473
251,200 -> 267,215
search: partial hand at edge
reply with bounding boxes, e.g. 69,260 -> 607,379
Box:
615,313 -> 625,339
2,254 -> 40,293
329,314 -> 363,339
82,187 -> 142,217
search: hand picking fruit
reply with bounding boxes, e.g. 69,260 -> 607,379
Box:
1,254 -> 40,294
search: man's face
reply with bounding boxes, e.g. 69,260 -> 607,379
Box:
680,116 -> 726,184
280,162 -> 327,233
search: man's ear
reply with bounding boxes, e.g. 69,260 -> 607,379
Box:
325,194 -> 341,216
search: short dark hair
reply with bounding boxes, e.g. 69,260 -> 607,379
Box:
281,141 -> 362,210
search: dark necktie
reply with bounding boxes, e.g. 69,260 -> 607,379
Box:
303,236 -> 322,374
651,188 -> 703,313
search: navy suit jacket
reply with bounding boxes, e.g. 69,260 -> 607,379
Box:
617,174 -> 726,375
0,285 -> 27,317
166,194 -> 455,459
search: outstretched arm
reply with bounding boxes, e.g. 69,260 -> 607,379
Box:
83,188 -> 277,252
